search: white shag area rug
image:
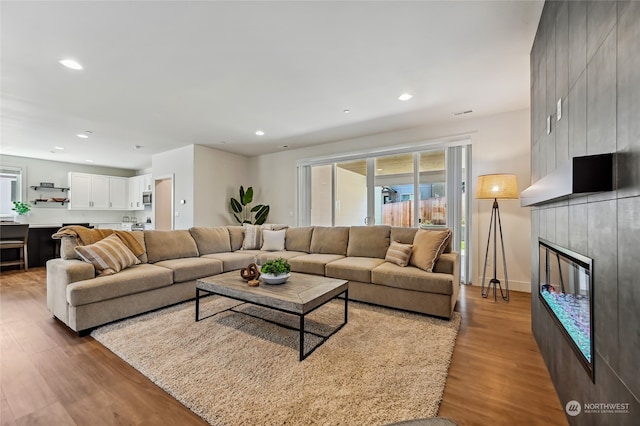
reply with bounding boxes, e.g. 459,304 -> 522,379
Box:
92,296 -> 460,426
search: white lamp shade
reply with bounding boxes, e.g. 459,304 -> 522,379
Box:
476,174 -> 519,199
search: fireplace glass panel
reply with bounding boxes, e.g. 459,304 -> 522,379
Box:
538,238 -> 593,380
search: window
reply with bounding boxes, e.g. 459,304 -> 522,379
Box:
298,141 -> 472,283
0,166 -> 22,218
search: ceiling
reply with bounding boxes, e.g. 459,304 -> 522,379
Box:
0,1 -> 543,171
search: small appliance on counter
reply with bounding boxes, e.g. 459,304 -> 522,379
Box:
131,223 -> 145,231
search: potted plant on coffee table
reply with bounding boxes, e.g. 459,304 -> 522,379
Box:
260,258 -> 291,285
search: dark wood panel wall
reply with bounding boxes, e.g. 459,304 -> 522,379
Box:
530,1 -> 640,424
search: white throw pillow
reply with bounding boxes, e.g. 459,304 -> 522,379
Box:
261,229 -> 286,251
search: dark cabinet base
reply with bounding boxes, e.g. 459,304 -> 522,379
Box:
0,227 -> 60,270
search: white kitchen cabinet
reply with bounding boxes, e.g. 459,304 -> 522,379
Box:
109,177 -> 128,209
127,174 -> 151,210
128,175 -> 144,210
68,172 -> 129,210
142,174 -> 152,192
68,173 -> 92,209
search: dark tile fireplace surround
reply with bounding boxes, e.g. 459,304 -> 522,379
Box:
529,1 -> 639,424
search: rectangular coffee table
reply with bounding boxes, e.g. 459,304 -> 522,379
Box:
195,271 -> 348,361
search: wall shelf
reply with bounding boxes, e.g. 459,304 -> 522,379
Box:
30,186 -> 69,191
32,199 -> 68,206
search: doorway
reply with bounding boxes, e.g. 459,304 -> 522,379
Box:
154,176 -> 173,230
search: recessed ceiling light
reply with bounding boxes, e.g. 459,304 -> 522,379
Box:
77,134 -> 89,139
343,109 -> 351,114
377,168 -> 383,171
398,93 -> 413,101
255,130 -> 265,136
85,159 -> 94,163
218,141 -> 226,144
452,110 -> 474,116
281,145 -> 288,148
54,146 -> 64,150
133,145 -> 143,150
58,59 -> 83,70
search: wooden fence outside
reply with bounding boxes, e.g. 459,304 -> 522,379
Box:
380,198 -> 446,227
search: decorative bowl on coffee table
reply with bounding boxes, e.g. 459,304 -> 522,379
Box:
261,273 -> 290,285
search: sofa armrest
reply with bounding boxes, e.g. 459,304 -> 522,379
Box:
46,258 -> 96,322
433,252 -> 458,276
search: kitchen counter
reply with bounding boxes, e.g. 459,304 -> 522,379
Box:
2,222 -> 152,269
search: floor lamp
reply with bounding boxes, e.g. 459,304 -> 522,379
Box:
476,174 -> 519,301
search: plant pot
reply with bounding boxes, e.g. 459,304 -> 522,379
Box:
14,214 -> 28,224
261,273 -> 290,285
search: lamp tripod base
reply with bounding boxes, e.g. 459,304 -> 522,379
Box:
480,199 -> 510,302
482,278 -> 508,301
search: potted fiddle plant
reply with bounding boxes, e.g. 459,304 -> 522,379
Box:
229,185 -> 270,225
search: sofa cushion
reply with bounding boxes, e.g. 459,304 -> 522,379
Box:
309,227 -> 349,255
257,251 -> 307,263
144,230 -> 199,263
60,236 -> 81,260
347,226 -> 390,258
326,257 -> 386,283
74,234 -> 141,276
285,227 -> 313,253
189,227 -> 231,255
202,252 -> 257,272
390,227 -> 419,245
154,257 -> 223,282
385,241 -> 413,267
227,226 -> 245,251
261,229 -> 286,251
371,262 -> 454,295
409,229 -> 452,273
67,264 -> 174,306
288,253 -> 345,276
131,231 -> 148,263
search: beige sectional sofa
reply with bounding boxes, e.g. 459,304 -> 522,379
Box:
47,225 -> 460,334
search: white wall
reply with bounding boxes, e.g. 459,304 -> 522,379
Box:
151,144 -> 251,228
0,154 -> 136,225
249,109 -> 532,292
193,145 -> 250,226
151,145 -> 195,230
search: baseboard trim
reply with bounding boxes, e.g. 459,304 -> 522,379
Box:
467,279 -> 531,293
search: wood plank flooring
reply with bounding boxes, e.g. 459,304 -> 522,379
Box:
0,268 -> 567,425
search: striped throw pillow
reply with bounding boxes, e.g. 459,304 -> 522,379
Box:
385,241 -> 413,267
75,233 -> 141,275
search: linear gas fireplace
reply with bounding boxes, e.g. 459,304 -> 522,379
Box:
538,238 -> 594,381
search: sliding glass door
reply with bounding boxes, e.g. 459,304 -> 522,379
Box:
375,153 -> 415,226
300,142 -> 471,283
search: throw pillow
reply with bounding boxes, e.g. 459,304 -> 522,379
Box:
261,229 -> 286,251
409,229 -> 452,272
385,241 -> 413,267
242,224 -> 271,250
74,233 -> 141,276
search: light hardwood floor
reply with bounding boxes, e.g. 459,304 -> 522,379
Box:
0,268 -> 567,425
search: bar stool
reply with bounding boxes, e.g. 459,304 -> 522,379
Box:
0,223 -> 29,271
